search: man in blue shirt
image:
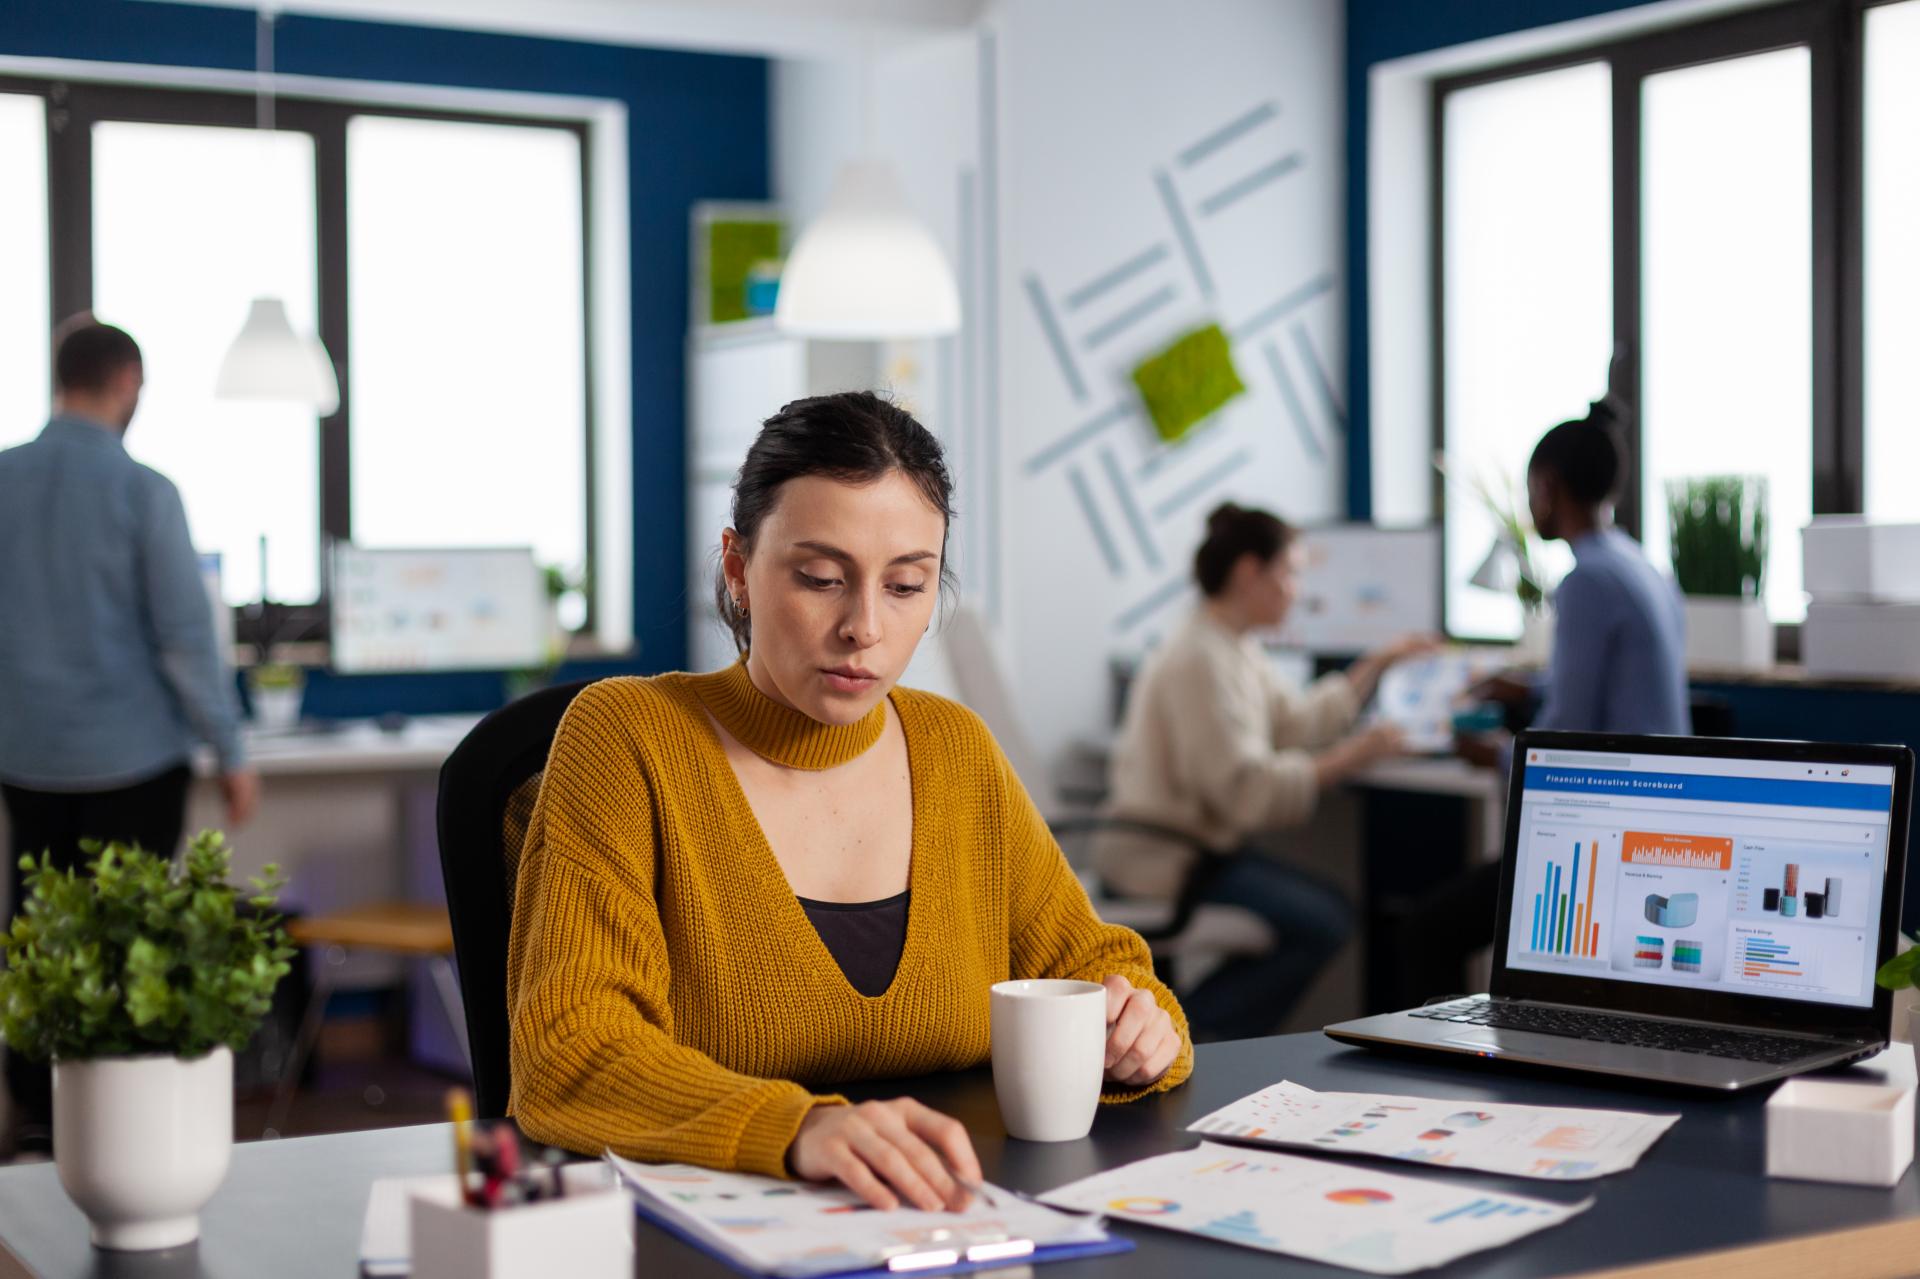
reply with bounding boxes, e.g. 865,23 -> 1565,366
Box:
0,317 -> 258,1148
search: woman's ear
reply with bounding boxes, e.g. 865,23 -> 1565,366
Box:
720,528 -> 749,606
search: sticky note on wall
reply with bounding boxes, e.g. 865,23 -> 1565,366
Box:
1130,323 -> 1246,443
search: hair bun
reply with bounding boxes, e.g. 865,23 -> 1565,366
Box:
1206,501 -> 1244,534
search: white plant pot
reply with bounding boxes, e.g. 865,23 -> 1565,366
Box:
1683,597 -> 1773,672
53,1047 -> 233,1251
1514,608 -> 1554,667
250,685 -> 302,732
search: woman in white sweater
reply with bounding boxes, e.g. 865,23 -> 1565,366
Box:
1097,503 -> 1433,1039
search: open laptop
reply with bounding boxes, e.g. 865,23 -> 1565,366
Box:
1326,730 -> 1915,1090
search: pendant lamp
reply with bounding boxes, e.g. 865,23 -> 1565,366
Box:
773,159 -> 960,339
215,7 -> 340,415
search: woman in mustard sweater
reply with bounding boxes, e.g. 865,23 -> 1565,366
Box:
506,391 -> 1190,1214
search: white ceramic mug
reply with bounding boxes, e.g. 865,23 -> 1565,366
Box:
990,979 -> 1107,1142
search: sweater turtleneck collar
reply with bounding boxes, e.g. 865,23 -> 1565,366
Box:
691,659 -> 886,770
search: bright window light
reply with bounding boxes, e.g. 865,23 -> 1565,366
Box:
1441,61 -> 1612,640
1866,1 -> 1920,519
346,116 -> 586,581
1640,47 -> 1811,623
92,121 -> 322,606
0,95 -> 50,450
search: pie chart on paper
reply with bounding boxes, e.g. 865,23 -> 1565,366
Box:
1444,1111 -> 1497,1128
1325,1188 -> 1394,1206
1109,1197 -> 1181,1215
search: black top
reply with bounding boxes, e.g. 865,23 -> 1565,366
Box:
796,889 -> 909,997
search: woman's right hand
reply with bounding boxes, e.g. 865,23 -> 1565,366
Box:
788,1098 -> 983,1212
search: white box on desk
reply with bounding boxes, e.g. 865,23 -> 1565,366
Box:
1802,601 -> 1920,680
409,1183 -> 631,1279
1766,1051 -> 1915,1187
1803,517 -> 1920,602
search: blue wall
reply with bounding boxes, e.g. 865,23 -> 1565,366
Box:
0,0 -> 769,705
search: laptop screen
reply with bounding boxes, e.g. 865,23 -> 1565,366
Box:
1504,746 -> 1899,1010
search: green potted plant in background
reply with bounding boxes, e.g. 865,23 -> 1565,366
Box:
1874,938 -> 1920,1078
246,660 -> 305,733
0,834 -> 292,1250
1666,475 -> 1771,672
1438,454 -> 1556,663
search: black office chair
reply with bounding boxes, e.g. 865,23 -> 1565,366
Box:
435,679 -> 596,1119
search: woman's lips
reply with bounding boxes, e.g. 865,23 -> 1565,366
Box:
822,668 -> 879,694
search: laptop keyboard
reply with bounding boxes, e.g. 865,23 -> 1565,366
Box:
1410,997 -> 1835,1066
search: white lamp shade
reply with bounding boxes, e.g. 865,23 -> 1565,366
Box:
216,296 -> 341,416
1469,536 -> 1520,593
775,161 -> 961,340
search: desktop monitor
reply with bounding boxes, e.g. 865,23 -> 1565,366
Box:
329,545 -> 548,673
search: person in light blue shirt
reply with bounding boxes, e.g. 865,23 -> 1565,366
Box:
1522,403 -> 1690,738
1,318 -> 259,1150
1380,402 -> 1690,1010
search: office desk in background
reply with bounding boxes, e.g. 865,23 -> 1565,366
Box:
3,1033 -> 1916,1278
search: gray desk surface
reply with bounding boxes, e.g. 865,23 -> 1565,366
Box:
2,1032 -> 1915,1278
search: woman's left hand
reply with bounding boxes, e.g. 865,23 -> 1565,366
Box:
1101,975 -> 1180,1086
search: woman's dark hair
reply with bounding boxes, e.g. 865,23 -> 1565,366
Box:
1193,502 -> 1294,597
1528,397 -> 1629,506
715,390 -> 956,654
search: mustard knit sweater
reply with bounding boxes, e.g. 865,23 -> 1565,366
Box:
505,661 -> 1193,1175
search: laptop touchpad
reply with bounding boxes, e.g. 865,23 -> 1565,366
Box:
1444,1029 -> 1572,1055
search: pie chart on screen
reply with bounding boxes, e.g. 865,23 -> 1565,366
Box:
1325,1188 -> 1394,1206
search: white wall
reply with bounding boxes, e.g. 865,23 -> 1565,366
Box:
772,0 -> 1347,772
994,0 -> 1347,766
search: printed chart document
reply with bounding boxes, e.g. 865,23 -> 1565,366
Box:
607,1153 -> 1115,1277
1042,1141 -> 1590,1275
1188,1081 -> 1678,1179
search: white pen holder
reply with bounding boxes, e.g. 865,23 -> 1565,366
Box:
1766,1051 -> 1916,1188
409,1183 -> 632,1279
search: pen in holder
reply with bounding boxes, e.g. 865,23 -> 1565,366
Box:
410,1091 -> 630,1279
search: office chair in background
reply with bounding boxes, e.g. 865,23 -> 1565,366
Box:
435,679 -> 595,1119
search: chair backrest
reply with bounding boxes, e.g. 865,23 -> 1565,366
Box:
941,604 -> 1057,812
436,679 -> 595,1118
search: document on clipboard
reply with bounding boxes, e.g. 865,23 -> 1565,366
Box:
606,1152 -> 1126,1277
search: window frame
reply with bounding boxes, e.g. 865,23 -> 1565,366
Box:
6,72 -> 597,632
1429,0 -> 1889,644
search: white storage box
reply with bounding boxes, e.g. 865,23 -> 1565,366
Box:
1767,1070 -> 1915,1187
409,1183 -> 631,1279
1802,602 -> 1920,680
1803,517 -> 1920,603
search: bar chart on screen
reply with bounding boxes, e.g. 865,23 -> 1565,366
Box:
1522,828 -> 1618,964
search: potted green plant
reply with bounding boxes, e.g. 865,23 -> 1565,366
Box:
0,833 -> 292,1250
1437,454 -> 1555,662
246,661 -> 305,732
1874,940 -> 1920,1078
1666,475 -> 1771,672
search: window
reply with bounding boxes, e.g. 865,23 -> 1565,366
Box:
1639,48 -> 1812,623
346,116 -> 587,577
1440,62 -> 1610,640
1865,0 -> 1920,519
92,121 -> 322,606
1434,1 -> 1870,638
16,77 -> 596,631
0,93 -> 48,451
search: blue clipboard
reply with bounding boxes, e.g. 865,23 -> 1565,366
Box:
628,1192 -> 1136,1278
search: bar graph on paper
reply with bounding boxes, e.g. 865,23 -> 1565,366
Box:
1526,832 -> 1616,961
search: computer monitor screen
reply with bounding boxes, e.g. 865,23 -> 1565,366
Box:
330,545 -> 548,673
1504,746 -> 1898,1009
